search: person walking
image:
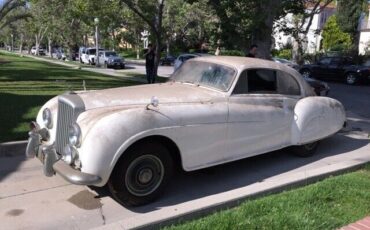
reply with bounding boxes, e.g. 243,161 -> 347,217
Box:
246,44 -> 258,58
144,44 -> 155,83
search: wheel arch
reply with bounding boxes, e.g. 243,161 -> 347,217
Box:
105,135 -> 183,186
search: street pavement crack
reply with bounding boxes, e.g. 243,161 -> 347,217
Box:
99,206 -> 106,225
0,183 -> 71,199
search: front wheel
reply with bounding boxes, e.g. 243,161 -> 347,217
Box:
345,72 -> 358,85
108,142 -> 173,206
291,141 -> 319,157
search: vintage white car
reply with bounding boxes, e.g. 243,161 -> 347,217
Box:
26,56 -> 346,206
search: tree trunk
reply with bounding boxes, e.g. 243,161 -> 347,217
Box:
48,37 -> 52,57
153,0 -> 165,79
19,34 -> 24,54
35,34 -> 40,56
254,0 -> 282,59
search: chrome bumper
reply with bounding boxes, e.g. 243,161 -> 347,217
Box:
26,126 -> 101,185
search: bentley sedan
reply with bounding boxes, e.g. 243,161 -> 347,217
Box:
26,56 -> 346,206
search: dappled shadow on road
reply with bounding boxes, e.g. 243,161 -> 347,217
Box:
91,132 -> 369,213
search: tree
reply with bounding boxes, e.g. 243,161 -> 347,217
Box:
120,0 -> 165,78
0,0 -> 29,30
337,0 -> 368,54
276,0 -> 334,63
322,15 -> 351,51
163,0 -> 217,53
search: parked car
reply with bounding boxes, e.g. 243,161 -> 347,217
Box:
97,50 -> 125,69
160,54 -> 176,66
26,56 -> 346,206
272,57 -> 299,70
79,47 -> 104,65
51,48 -> 66,60
304,77 -> 330,96
272,57 -> 329,96
31,46 -> 45,55
299,56 -> 370,85
174,53 -> 211,71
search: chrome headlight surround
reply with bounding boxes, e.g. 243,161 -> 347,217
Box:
42,108 -> 53,129
63,144 -> 79,166
68,123 -> 82,147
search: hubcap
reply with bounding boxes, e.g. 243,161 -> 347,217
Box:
302,71 -> 310,78
138,168 -> 153,184
347,74 -> 356,84
125,155 -> 164,197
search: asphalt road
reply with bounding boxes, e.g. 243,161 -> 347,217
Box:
327,82 -> 370,119
0,81 -> 369,230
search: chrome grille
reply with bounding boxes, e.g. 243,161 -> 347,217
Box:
55,100 -> 74,154
55,94 -> 85,155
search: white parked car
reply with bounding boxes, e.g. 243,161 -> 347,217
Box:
26,56 -> 346,206
31,46 -> 45,55
79,47 -> 104,65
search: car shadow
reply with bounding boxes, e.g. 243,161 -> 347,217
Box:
90,132 -> 369,213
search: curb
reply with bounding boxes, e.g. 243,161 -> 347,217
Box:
0,140 -> 27,158
145,162 -> 369,230
126,59 -> 145,66
95,160 -> 370,230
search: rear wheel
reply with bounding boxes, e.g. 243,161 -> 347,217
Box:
345,72 -> 358,85
108,142 -> 173,206
291,141 -> 319,157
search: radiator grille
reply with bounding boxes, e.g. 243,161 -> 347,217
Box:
55,100 -> 74,154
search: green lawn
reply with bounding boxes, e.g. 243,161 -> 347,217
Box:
0,52 -> 141,142
165,164 -> 370,230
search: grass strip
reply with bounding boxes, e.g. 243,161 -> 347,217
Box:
0,52 -> 141,142
165,164 -> 370,230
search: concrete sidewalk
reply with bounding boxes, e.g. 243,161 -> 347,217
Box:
340,216 -> 370,230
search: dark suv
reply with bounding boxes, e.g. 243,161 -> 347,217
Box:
299,56 -> 370,85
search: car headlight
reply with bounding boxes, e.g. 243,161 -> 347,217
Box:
68,123 -> 82,147
42,108 -> 53,129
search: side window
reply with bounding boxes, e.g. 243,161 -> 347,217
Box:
330,57 -> 341,65
319,58 -> 331,65
247,69 -> 277,93
277,71 -> 301,95
232,70 -> 248,94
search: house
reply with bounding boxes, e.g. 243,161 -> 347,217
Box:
275,2 -> 370,55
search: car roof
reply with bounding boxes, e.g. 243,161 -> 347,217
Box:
192,56 -> 295,73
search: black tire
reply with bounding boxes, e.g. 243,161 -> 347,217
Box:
345,72 -> 358,85
108,142 -> 174,206
291,141 -> 319,157
300,69 -> 311,78
120,64 -> 125,69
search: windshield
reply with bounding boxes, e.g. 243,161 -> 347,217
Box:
87,49 -> 96,55
171,60 -> 236,91
105,52 -> 118,57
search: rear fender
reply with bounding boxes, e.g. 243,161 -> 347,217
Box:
292,96 -> 346,145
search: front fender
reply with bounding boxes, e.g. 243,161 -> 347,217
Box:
76,107 -> 176,186
291,96 -> 346,145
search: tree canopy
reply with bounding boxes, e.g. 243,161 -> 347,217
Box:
322,15 -> 352,51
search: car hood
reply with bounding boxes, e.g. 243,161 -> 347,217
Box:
108,57 -> 122,61
78,82 -> 224,110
